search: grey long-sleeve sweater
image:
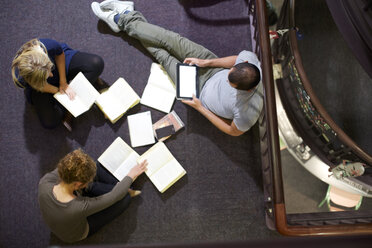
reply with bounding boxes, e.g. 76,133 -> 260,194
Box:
38,169 -> 132,243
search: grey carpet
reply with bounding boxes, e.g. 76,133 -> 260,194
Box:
0,1 -> 279,247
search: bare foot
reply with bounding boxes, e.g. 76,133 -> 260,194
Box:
128,189 -> 141,197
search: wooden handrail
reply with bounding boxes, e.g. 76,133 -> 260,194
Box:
256,0 -> 284,204
255,0 -> 372,235
275,204 -> 372,236
288,1 -> 372,165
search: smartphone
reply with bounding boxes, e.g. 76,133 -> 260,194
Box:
155,125 -> 175,139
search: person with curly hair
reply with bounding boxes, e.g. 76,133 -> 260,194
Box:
38,149 -> 147,243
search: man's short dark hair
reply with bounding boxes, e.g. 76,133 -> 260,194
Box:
228,62 -> 261,91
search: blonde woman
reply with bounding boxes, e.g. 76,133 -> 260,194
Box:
38,149 -> 147,243
11,39 -> 104,131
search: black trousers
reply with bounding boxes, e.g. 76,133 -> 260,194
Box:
84,164 -> 132,237
30,51 -> 104,129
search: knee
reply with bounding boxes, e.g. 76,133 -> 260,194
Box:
90,55 -> 104,74
38,107 -> 65,129
39,117 -> 61,129
152,49 -> 171,65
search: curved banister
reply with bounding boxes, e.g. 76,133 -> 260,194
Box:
288,1 -> 372,165
253,0 -> 372,236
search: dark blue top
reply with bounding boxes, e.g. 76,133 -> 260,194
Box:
17,38 -> 78,103
39,38 -> 78,87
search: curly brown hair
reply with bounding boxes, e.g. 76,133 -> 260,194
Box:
57,149 -> 97,184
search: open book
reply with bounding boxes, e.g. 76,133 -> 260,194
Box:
97,137 -> 140,181
140,63 -> 176,113
153,110 -> 185,141
54,73 -> 140,122
138,142 -> 186,193
96,78 -> 140,123
99,139 -> 186,193
53,72 -> 100,117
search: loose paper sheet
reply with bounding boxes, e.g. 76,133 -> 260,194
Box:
127,111 -> 155,147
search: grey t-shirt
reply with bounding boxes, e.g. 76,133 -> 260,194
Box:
38,169 -> 132,243
199,51 -> 263,132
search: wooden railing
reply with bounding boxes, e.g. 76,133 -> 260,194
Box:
275,1 -> 372,167
250,0 -> 372,236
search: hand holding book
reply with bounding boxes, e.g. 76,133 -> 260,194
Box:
54,72 -> 140,121
99,138 -> 186,193
127,160 -> 148,181
62,85 -> 76,100
59,82 -> 76,100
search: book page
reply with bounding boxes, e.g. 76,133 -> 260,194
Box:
69,72 -> 99,108
53,72 -> 100,117
112,152 -> 139,181
96,78 -> 140,122
140,63 -> 176,113
95,92 -> 124,122
150,159 -> 186,193
179,65 -> 197,98
138,142 -> 173,177
53,94 -> 89,117
98,137 -> 138,178
68,72 -> 100,109
140,83 -> 175,113
110,78 -> 140,109
127,111 -> 155,148
148,63 -> 176,94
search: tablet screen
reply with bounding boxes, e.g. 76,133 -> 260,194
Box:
178,65 -> 197,99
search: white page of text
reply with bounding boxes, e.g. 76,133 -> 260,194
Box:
150,159 -> 185,192
98,138 -> 135,174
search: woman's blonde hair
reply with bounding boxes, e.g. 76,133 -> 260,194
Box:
57,149 -> 97,185
11,39 -> 54,91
